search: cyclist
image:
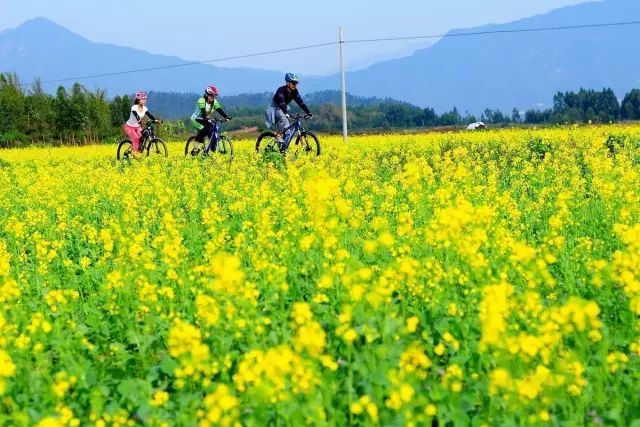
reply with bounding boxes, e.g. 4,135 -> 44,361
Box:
123,91 -> 161,157
265,73 -> 313,153
191,85 -> 232,147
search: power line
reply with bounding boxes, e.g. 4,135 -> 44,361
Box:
19,20 -> 640,88
344,20 -> 640,44
29,42 -> 338,86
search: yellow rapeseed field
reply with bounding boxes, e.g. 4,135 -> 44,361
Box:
0,126 -> 639,426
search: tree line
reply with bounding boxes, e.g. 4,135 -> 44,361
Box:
3,71 -> 640,147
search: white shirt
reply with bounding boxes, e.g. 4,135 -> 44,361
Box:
126,105 -> 148,127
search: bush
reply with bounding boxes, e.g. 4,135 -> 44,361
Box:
0,131 -> 29,148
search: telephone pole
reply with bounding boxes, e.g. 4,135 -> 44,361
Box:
339,27 -> 348,143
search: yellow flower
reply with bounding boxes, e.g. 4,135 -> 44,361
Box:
378,232 -> 394,248
150,390 -> 169,407
292,302 -> 313,326
425,404 -> 437,416
342,328 -> 358,344
35,417 -> 64,427
406,316 -> 419,333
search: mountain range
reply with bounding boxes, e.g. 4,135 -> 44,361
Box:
1,0 -> 639,112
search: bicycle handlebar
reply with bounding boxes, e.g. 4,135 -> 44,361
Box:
289,114 -> 312,120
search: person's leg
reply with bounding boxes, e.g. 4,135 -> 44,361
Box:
124,125 -> 141,152
134,127 -> 143,151
195,118 -> 212,143
274,109 -> 291,149
265,106 -> 276,130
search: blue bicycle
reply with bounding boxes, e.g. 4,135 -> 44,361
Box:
256,114 -> 320,156
185,117 -> 234,159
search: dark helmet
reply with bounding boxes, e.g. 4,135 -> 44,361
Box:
285,73 -> 299,84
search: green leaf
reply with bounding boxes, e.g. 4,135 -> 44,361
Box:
159,357 -> 178,375
117,379 -> 151,406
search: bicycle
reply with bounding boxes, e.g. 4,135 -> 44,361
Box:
117,121 -> 168,160
256,114 -> 320,156
184,117 -> 234,160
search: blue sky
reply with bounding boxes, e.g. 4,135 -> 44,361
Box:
0,0 -> 594,74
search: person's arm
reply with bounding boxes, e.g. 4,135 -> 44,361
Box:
273,87 -> 289,113
145,111 -> 158,122
131,109 -> 142,123
293,90 -> 311,115
214,100 -> 231,120
215,108 -> 231,120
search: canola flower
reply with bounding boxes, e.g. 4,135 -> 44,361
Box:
0,127 -> 639,425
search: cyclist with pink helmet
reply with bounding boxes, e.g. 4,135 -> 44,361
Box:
123,91 -> 160,156
191,85 -> 232,145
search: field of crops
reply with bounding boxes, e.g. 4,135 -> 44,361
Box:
0,126 -> 639,426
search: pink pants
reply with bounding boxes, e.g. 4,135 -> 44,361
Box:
123,124 -> 143,151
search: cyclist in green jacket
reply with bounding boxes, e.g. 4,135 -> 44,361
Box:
191,85 -> 232,144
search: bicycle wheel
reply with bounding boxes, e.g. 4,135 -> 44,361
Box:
147,138 -> 168,158
256,132 -> 280,154
185,136 -> 202,158
294,131 -> 321,156
117,140 -> 134,161
217,135 -> 234,159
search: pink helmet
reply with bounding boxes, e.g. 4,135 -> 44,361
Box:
135,91 -> 148,101
205,85 -> 219,97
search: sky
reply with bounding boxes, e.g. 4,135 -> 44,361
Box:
0,0 -> 595,75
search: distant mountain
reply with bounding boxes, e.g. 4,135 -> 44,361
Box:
305,0 -> 640,111
0,17 -> 289,96
3,0 -> 640,113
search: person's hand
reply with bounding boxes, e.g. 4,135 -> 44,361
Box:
305,114 -> 313,120
226,116 -> 233,121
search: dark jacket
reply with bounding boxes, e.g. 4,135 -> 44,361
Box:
273,85 -> 311,115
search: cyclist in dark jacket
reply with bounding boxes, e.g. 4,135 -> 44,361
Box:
265,73 -> 313,151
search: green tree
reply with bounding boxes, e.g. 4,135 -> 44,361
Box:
512,108 -> 521,123
111,95 -> 132,127
0,72 -> 26,133
87,89 -> 112,139
69,83 -> 89,133
621,89 -> 640,120
25,79 -> 55,141
54,86 -> 71,134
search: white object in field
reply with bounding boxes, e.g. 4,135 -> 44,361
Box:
466,122 -> 487,130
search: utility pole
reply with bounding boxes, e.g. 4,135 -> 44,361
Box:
339,27 -> 348,143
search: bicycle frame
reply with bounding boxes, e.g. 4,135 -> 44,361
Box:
281,118 -> 305,147
138,123 -> 156,151
203,120 -> 223,155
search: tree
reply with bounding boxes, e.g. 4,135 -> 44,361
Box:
0,73 -> 26,133
54,86 -> 71,133
87,89 -> 112,139
25,80 -> 55,141
439,107 -> 461,126
621,89 -> 640,120
69,83 -> 89,132
512,108 -> 521,123
111,95 -> 132,127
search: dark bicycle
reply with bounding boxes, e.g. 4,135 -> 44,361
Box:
256,114 -> 320,156
117,121 -> 167,160
184,117 -> 234,160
